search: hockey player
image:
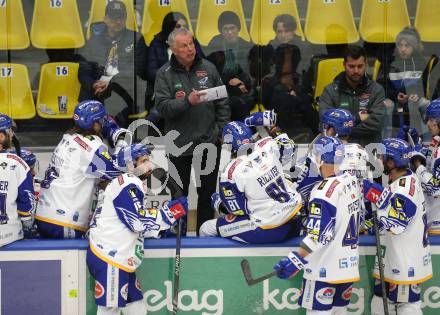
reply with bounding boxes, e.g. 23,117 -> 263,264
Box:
274,136 -> 363,315
0,114 -> 35,246
88,144 -> 188,315
362,138 -> 432,314
410,98 -> 440,234
35,100 -> 131,239
293,108 -> 355,202
199,121 -> 303,243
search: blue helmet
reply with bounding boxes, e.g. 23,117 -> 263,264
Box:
73,100 -> 106,130
9,149 -> 37,168
381,138 -> 411,168
312,136 -> 344,164
223,121 -> 254,153
320,109 -> 354,137
117,143 -> 151,169
425,98 -> 440,123
0,114 -> 13,133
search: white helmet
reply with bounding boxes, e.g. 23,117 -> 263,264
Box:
339,143 -> 369,179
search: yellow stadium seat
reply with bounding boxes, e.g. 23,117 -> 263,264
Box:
36,63 -> 80,119
30,0 -> 84,49
314,58 -> 344,101
195,0 -> 250,46
0,0 -> 29,50
359,0 -> 410,43
142,0 -> 192,45
87,0 -> 137,39
0,64 -> 35,119
415,0 -> 440,42
250,0 -> 304,45
304,0 -> 358,44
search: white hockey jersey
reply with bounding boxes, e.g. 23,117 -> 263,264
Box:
414,138 -> 440,234
302,172 -> 362,283
219,137 -> 302,228
36,134 -> 120,232
89,174 -> 173,272
373,172 -> 432,284
0,152 -> 35,246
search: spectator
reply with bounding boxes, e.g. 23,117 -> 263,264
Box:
249,14 -> 302,86
261,44 -> 317,142
206,11 -> 254,121
377,27 -> 431,140
154,28 -> 230,234
136,12 -> 204,126
78,1 -> 146,127
319,45 -> 385,147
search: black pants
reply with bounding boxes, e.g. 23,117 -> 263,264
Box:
169,145 -> 221,235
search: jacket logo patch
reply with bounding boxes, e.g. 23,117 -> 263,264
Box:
175,90 -> 186,99
196,70 -> 207,77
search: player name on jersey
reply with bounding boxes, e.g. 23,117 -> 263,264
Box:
256,166 -> 280,187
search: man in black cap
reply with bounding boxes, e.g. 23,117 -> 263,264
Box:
78,0 -> 148,127
205,11 -> 254,121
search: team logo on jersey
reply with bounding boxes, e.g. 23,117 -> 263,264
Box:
317,180 -> 328,190
342,286 -> 353,301
175,90 -> 186,99
0,162 -> 7,170
399,178 -> 406,187
316,287 -> 335,305
120,283 -> 129,301
100,151 -> 112,161
309,203 -> 322,216
95,281 -> 105,299
147,208 -> 158,218
225,214 -> 236,223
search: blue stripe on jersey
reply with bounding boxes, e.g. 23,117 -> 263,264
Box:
219,181 -> 249,215
112,184 -> 161,233
16,170 -> 35,214
87,146 -> 121,180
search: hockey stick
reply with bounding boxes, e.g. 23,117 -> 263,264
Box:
367,167 -> 390,315
241,259 -> 277,286
371,203 -> 390,315
151,168 -> 184,314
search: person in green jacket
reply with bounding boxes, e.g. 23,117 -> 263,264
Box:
319,45 -> 386,147
154,27 -> 230,234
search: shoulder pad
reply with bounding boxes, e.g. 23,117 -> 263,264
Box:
73,135 -> 93,152
314,177 -> 341,199
255,137 -> 273,148
224,158 -> 243,181
5,153 -> 29,170
394,174 -> 417,197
